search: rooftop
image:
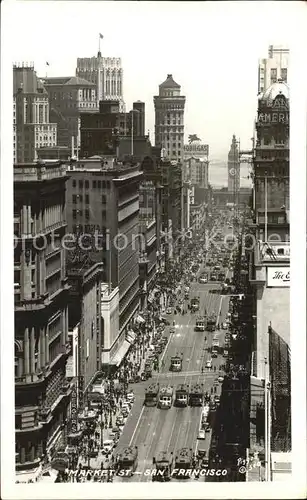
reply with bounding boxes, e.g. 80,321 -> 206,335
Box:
159,74 -> 180,89
260,80 -> 290,102
14,161 -> 67,182
42,75 -> 94,87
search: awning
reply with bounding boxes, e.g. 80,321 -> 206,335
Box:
136,314 -> 145,324
110,340 -> 131,367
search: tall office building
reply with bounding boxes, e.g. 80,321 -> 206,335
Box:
248,80 -> 290,468
76,54 -> 125,111
154,74 -> 185,163
14,161 -> 70,480
66,158 -> 142,366
41,76 -> 98,154
258,45 -> 289,94
13,63 -> 57,163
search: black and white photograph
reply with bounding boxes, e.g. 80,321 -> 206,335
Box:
1,1 -> 306,499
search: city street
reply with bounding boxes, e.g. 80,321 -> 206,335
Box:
114,252 -> 232,482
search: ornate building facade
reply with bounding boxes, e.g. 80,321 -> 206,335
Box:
154,75 -> 185,163
14,161 -> 70,479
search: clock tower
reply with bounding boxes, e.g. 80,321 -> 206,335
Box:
228,134 -> 240,199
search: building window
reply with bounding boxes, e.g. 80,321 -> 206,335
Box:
72,210 -> 77,220
102,194 -> 106,204
78,194 -> 83,203
98,181 -> 102,188
79,180 -> 83,189
281,68 -> 287,82
93,180 -> 97,188
72,194 -> 77,204
15,414 -> 22,430
85,180 -> 89,189
102,210 -> 106,218
77,209 -> 83,217
85,194 -> 89,204
85,209 -> 89,220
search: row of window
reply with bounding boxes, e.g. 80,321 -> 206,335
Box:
72,179 -> 111,189
72,224 -> 106,233
72,209 -> 107,219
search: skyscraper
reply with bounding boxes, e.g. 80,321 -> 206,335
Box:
76,54 -> 124,111
154,74 -> 185,163
258,45 -> 289,94
13,63 -> 57,163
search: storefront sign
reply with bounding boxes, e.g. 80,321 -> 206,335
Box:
70,385 -> 78,433
78,376 -> 84,408
267,267 -> 290,287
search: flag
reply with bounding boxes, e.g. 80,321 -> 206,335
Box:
46,62 -> 49,66
99,33 -> 103,39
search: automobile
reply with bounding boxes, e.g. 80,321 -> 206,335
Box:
161,336 -> 168,344
122,401 -> 132,409
210,274 -> 217,281
206,359 -> 212,369
223,349 -> 228,357
116,416 -> 125,427
170,327 -> 175,334
120,410 -> 129,419
166,307 -> 172,314
209,402 -> 217,411
198,429 -> 206,440
102,440 -> 114,454
218,375 -> 224,383
214,395 -> 220,404
65,445 -> 77,455
198,276 -> 208,284
109,427 -> 120,438
126,392 -> 134,402
214,265 -> 221,271
161,318 -> 171,325
222,322 -> 228,329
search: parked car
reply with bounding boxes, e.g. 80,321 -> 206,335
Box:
126,392 -> 134,402
102,440 -> 114,454
166,307 -> 172,314
218,375 -> 224,383
198,429 -> 206,440
214,395 -> 220,404
116,416 -> 125,427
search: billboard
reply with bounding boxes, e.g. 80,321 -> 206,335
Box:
184,143 -> 209,157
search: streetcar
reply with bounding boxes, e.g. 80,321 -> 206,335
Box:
195,316 -> 206,332
173,448 -> 194,479
158,385 -> 174,409
206,315 -> 216,332
152,451 -> 173,481
116,446 -> 138,477
170,354 -> 183,372
174,384 -> 189,407
189,383 -> 204,407
190,297 -> 200,312
144,383 -> 160,407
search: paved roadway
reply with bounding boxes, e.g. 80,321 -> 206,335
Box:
114,236 -> 233,482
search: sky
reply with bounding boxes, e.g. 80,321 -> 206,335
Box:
3,0 -> 306,179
